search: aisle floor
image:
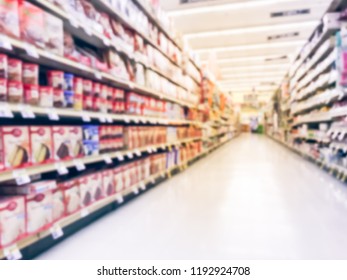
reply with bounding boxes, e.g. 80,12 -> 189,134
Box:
39,134 -> 347,259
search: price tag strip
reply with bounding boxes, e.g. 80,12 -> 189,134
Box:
50,223 -> 64,240
103,155 -> 113,164
74,159 -> 86,171
46,108 -> 59,121
18,104 -> 35,119
116,194 -> 124,204
116,153 -> 124,161
127,152 -> 134,159
135,150 -> 141,157
24,43 -> 39,58
3,244 -> 22,260
82,113 -> 91,122
80,208 -> 90,218
0,103 -> 14,118
55,162 -> 69,175
139,182 -> 146,191
132,187 -> 139,195
13,169 -> 31,186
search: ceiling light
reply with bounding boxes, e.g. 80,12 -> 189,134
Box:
221,71 -> 286,78
202,55 -> 289,64
195,40 -> 305,53
168,0 -> 302,17
185,21 -> 318,38
221,64 -> 289,72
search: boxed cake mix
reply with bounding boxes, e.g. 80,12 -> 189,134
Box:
29,126 -> 53,165
52,126 -> 71,160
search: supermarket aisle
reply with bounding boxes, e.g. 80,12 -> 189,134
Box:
39,134 -> 347,259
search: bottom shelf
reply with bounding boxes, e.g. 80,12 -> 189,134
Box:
267,134 -> 347,183
0,134 -> 237,260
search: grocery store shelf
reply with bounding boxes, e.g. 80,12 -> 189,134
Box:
0,102 -> 201,126
0,136 -> 202,184
290,28 -> 337,79
292,112 -> 332,126
132,0 -> 183,52
0,35 -> 198,109
0,134 -> 234,260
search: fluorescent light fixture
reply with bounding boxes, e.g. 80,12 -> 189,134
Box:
195,40 -> 305,53
168,0 -> 302,17
185,21 -> 318,38
202,55 -> 289,64
221,71 -> 286,79
221,64 -> 289,73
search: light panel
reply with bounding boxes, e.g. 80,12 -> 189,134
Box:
185,21 -> 318,38
168,0 -> 305,17
202,55 -> 290,64
195,40 -> 305,53
220,64 -> 290,73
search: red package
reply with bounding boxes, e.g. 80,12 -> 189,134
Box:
102,170 -> 114,197
83,79 -> 93,95
92,82 -> 100,97
8,58 -> 22,82
8,81 -> 23,103
24,84 -> 39,105
22,63 -> 38,85
52,188 -> 65,222
47,71 -> 64,89
39,86 -> 53,108
0,54 -> 7,79
53,89 -> 64,107
60,179 -> 81,215
19,0 -> 45,48
0,78 -> 7,101
29,126 -> 53,165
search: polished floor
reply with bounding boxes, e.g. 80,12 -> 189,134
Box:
39,134 -> 347,259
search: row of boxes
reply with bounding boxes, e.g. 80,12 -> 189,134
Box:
0,152 -> 169,248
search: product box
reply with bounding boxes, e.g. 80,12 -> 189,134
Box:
44,12 -> 63,56
0,196 -> 25,249
68,126 -> 84,158
88,172 -> 103,202
73,77 -> 83,110
122,164 -> 131,190
0,54 -> 7,79
24,84 -> 39,105
8,81 -> 23,103
53,89 -> 64,107
0,126 -> 30,170
0,78 -> 7,101
39,86 -> 53,107
14,181 -> 56,235
59,179 -> 81,215
52,126 -> 71,160
113,166 -> 123,193
64,91 -> 74,108
30,126 -> 53,165
8,58 -> 22,82
47,71 -> 64,89
52,188 -> 65,222
19,0 -> 45,48
22,63 -> 38,85
0,0 -> 20,38
101,170 -> 114,197
79,176 -> 93,207
82,125 -> 99,156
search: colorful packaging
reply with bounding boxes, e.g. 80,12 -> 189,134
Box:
0,197 -> 25,248
29,126 -> 53,165
68,126 -> 84,158
88,172 -> 103,202
60,179 -> 81,215
8,58 -> 22,82
24,84 -> 39,105
52,188 -> 65,222
19,1 -> 45,48
39,86 -> 53,107
53,89 -> 64,107
82,125 -> 99,156
0,126 -> 30,170
64,91 -> 74,108
22,63 -> 38,85
79,176 -> 93,207
8,81 -> 23,103
47,71 -> 64,89
101,170 -> 114,197
44,12 -> 63,56
52,126 -> 70,160
0,54 -> 7,79
0,0 -> 20,38
113,166 -> 123,193
0,78 -> 7,101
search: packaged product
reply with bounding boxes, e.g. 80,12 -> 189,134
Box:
64,91 -> 74,108
19,1 -> 45,48
88,172 -> 103,202
52,126 -> 71,160
52,188 -> 65,222
22,63 -> 38,85
0,197 -> 25,248
68,126 -> 84,158
113,166 -> 123,193
24,84 -> 39,105
73,77 -> 83,110
29,126 -> 53,164
8,80 -> 24,103
47,70 -> 64,89
8,58 -> 22,82
53,89 -> 64,108
44,12 -> 63,56
82,125 -> 99,156
39,86 -> 53,107
0,54 -> 7,79
0,0 -> 20,38
79,176 -> 93,207
101,170 -> 114,197
59,179 -> 81,215
0,78 -> 7,101
92,82 -> 100,97
0,126 -> 30,170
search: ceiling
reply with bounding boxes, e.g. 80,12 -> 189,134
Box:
162,0 -> 334,103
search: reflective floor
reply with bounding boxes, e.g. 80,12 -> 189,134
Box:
39,134 -> 347,259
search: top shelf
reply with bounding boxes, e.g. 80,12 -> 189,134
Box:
132,0 -> 183,52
